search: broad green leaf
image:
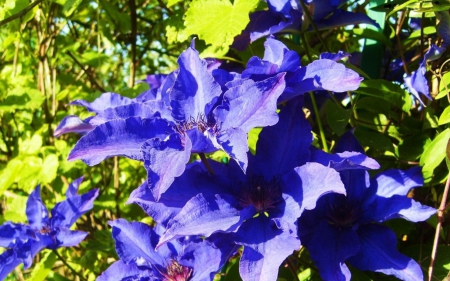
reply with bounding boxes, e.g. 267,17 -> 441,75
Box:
439,106 -> 450,125
0,159 -> 22,195
0,87 -> 45,111
403,26 -> 437,46
28,251 -> 57,281
39,154 -> 59,184
4,195 -> 27,222
248,127 -> 262,155
165,11 -> 189,44
436,71 -> 450,99
167,0 -> 183,6
62,0 -> 83,16
184,0 -> 259,55
354,128 -> 395,153
19,134 -> 43,155
396,134 -> 431,161
446,139 -> 450,171
420,128 -> 450,182
354,80 -> 412,112
325,100 -> 352,136
350,28 -> 392,47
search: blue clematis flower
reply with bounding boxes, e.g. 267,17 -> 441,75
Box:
298,133 -> 437,281
404,44 -> 446,105
242,37 -> 363,103
146,99 -> 346,281
58,41 -> 287,200
97,219 -> 234,281
0,178 -> 99,280
233,0 -> 379,50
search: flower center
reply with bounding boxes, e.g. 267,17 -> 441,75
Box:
161,260 -> 192,281
326,201 -> 360,228
176,114 -> 218,134
238,176 -> 282,214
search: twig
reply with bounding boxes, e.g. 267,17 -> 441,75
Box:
428,168 -> 450,281
395,11 -> 410,75
299,0 -> 330,52
65,51 -> 106,92
128,0 -> 137,88
0,0 -> 43,27
53,250 -> 87,281
199,153 -> 215,175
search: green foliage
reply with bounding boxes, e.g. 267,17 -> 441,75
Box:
184,0 -> 259,56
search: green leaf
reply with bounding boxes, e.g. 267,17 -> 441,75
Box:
0,159 -> 22,196
19,134 -> 43,155
0,87 -> 45,111
165,11 -> 189,44
325,100 -> 352,136
184,0 -> 259,56
439,106 -> 450,125
437,71 -> 450,100
3,195 -> 27,222
167,0 -> 183,7
248,127 -> 262,155
446,138 -> 450,171
396,134 -> 431,161
354,80 -> 412,112
39,154 -> 59,184
350,28 -> 392,47
420,128 -> 450,182
28,251 -> 57,281
62,0 -> 83,16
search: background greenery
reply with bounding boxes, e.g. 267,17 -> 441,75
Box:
0,0 -> 449,280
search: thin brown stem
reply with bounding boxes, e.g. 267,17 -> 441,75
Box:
428,170 -> 450,281
0,0 -> 43,27
65,51 -> 106,92
199,153 -> 215,175
128,0 -> 137,88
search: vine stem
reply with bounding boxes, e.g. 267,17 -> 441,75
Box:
199,153 -> 215,175
309,92 -> 329,152
53,250 -> 87,281
428,169 -> 450,281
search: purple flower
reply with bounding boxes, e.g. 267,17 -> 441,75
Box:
404,44 -> 446,104
148,100 -> 346,281
59,41 -> 287,200
299,134 -> 436,281
233,0 -> 379,50
242,37 -> 363,103
0,178 -> 99,280
97,219 -> 234,281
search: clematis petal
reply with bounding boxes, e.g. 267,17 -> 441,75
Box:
348,224 -> 424,281
306,221 -> 359,281
51,188 -> 99,228
0,222 -> 35,248
217,127 -> 250,171
26,185 -> 49,230
333,129 -> 364,153
215,73 -> 286,133
143,133 -> 192,200
234,216 -> 300,281
54,115 -> 95,137
108,219 -> 166,266
158,194 -> 253,246
51,229 -> 88,248
310,149 -> 380,171
280,59 -> 362,102
180,238 -> 233,281
97,260 -> 153,281
71,92 -> 133,113
364,195 -> 436,223
89,102 -> 172,126
68,117 -> 174,166
169,43 -> 222,121
0,249 -> 21,281
282,162 -> 346,213
252,98 -> 311,178
436,11 -> 450,46
375,167 -> 423,197
127,162 -> 229,225
320,51 -> 350,62
315,10 -> 380,29
66,176 -> 84,198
